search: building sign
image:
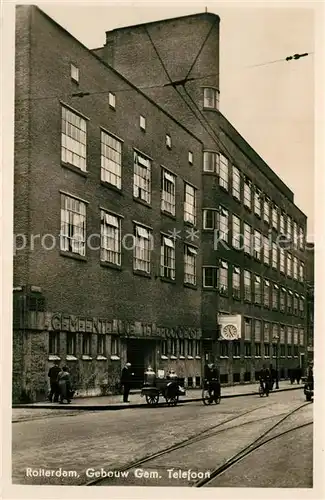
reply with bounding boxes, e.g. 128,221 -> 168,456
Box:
218,314 -> 242,340
47,313 -> 201,339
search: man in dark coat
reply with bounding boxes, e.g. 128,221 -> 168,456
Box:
206,363 -> 221,401
259,364 -> 271,395
121,362 -> 132,403
48,361 -> 60,403
295,365 -> 302,384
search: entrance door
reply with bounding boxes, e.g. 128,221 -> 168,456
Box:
126,339 -> 156,388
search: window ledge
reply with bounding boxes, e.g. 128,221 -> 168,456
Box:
133,196 -> 152,208
264,356 -> 270,359
202,228 -> 214,232
96,355 -> 107,361
48,355 -> 61,361
184,283 -> 197,290
133,270 -> 152,279
100,261 -> 122,271
195,356 -> 201,360
100,180 -> 123,194
161,210 -> 176,220
280,356 -> 286,358
184,220 -> 197,228
66,355 -> 77,361
161,355 -> 168,360
170,355 -> 177,360
60,251 -> 87,262
244,356 -> 252,359
160,276 -> 176,284
254,356 -> 262,359
61,161 -> 88,178
110,355 -> 120,361
287,356 -> 292,359
233,356 -> 240,359
179,356 -> 185,360
82,355 -> 92,361
187,356 -> 194,360
220,356 -> 229,359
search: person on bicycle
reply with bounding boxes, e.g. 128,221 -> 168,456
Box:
259,364 -> 271,396
206,363 -> 221,402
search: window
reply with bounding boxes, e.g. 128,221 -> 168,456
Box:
280,212 -> 286,234
232,266 -> 241,299
61,106 -> 87,171
264,279 -> 270,308
179,339 -> 185,356
233,341 -> 240,357
70,63 -> 79,83
287,253 -> 292,277
293,328 -> 299,346
184,184 -> 197,225
244,224 -> 252,254
232,166 -> 241,199
166,134 -> 172,149
300,296 -> 305,316
287,216 -> 292,240
133,150 -> 151,204
255,320 -> 261,342
111,336 -> 119,356
161,340 -> 168,356
244,320 -> 251,340
255,343 -> 261,357
272,242 -> 278,269
218,207 -> 229,242
244,270 -> 251,301
272,343 -> 277,357
203,267 -> 217,288
232,215 -> 241,249
280,288 -> 286,312
293,256 -> 298,280
140,115 -> 146,130
299,328 -> 304,346
280,344 -> 285,357
245,343 -> 252,357
82,333 -> 91,355
184,246 -> 197,285
264,198 -> 270,223
243,178 -> 252,209
97,335 -> 106,356
161,169 -> 176,215
254,276 -> 261,304
203,209 -> 216,230
280,326 -> 285,346
293,294 -> 299,315
100,211 -> 121,265
253,230 -> 262,260
220,341 -> 229,357
134,225 -> 152,274
161,236 -> 175,280
188,151 -> 193,164
203,151 -> 219,172
171,339 -> 177,356
49,332 -> 60,355
60,194 -> 86,256
280,248 -> 285,273
219,154 -> 229,190
187,339 -> 194,357
287,326 -> 292,351
264,321 -> 270,343
263,236 -> 270,265
66,333 -> 76,356
101,131 -> 122,188
287,291 -> 293,313
108,92 -> 116,109
299,261 -> 305,282
195,340 -> 201,357
272,283 -> 279,309
203,87 -> 219,109
254,188 -> 262,216
219,261 -> 228,294
299,227 -> 304,249
264,343 -> 270,357
272,204 -> 278,230
293,221 -> 298,246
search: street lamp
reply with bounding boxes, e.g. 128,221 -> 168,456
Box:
272,334 -> 280,389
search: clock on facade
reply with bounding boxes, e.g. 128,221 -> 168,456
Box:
222,324 -> 238,340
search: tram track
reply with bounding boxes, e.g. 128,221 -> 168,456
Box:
86,400 -> 309,486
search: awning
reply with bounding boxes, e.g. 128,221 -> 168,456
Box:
187,246 -> 197,255
136,226 -> 149,239
163,237 -> 174,248
164,171 -> 175,183
105,213 -> 119,227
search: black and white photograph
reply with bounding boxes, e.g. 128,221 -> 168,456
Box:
2,0 -> 324,497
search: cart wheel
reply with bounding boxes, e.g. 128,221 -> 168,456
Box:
166,394 -> 179,406
146,394 -> 159,406
214,395 -> 221,404
202,388 -> 212,405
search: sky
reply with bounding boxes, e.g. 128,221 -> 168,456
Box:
34,1 -> 315,236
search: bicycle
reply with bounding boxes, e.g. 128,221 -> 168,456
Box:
202,378 -> 221,405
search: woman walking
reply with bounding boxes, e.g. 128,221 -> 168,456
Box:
58,366 -> 72,404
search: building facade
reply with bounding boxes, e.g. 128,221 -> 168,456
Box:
13,7 -> 308,402
305,242 -> 314,363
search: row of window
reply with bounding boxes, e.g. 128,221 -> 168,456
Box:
204,264 -> 305,314
203,151 -> 305,245
208,207 -> 305,279
219,341 -> 302,358
240,319 -> 304,346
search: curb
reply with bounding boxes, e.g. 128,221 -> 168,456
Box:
12,386 -> 303,411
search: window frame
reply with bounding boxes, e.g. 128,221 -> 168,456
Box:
100,210 -> 122,266
161,169 -> 176,216
101,130 -> 123,189
184,245 -> 197,285
160,235 -> 176,280
133,150 -> 151,204
184,183 -> 197,226
60,193 -> 87,257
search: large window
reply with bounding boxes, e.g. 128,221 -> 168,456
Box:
300,296 -> 305,317
203,209 -> 216,230
272,204 -> 278,230
60,194 -> 86,256
253,230 -> 262,260
100,211 -> 121,265
160,235 -> 175,280
254,188 -> 262,216
49,332 -> 60,355
293,256 -> 298,280
293,221 -> 298,246
294,294 -> 299,315
203,267 -> 217,288
272,242 -> 278,269
232,215 -> 241,249
184,184 -> 197,225
243,178 -> 252,209
280,212 -> 286,234
232,166 -> 241,200
219,154 -> 229,190
244,270 -> 251,301
287,327 -> 292,356
133,225 -> 152,274
203,88 -> 219,109
280,248 -> 285,273
82,333 -> 91,356
66,333 -> 76,356
244,224 -> 252,254
287,291 -> 293,313
287,253 -> 292,277
61,105 -> 87,171
264,279 -> 270,308
133,150 -> 151,204
232,266 -> 241,299
97,335 -> 106,356
254,275 -> 261,304
218,207 -> 229,242
280,288 -> 286,312
287,216 -> 292,240
272,283 -> 279,309
203,151 -> 219,173
299,227 -> 304,250
219,261 -> 228,294
299,261 -> 305,282
264,198 -> 270,223
101,131 -> 122,188
161,169 -> 176,215
263,235 -> 270,265
184,246 -> 197,285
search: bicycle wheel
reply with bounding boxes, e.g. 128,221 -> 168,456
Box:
202,388 -> 213,405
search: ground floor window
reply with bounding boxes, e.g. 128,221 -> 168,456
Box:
195,340 -> 201,357
97,335 -> 106,356
66,333 -> 76,355
49,332 -> 60,355
233,341 -> 240,357
294,345 -> 299,357
187,339 -> 194,356
233,372 -> 240,382
255,343 -> 261,356
111,336 -> 119,356
280,345 -> 285,357
179,339 -> 185,356
161,340 -> 168,356
82,333 -> 91,355
244,371 -> 251,382
220,341 -> 229,357
171,339 -> 177,356
287,345 -> 292,356
244,342 -> 251,357
264,343 -> 270,357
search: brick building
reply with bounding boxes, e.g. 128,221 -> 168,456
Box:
13,6 -> 308,402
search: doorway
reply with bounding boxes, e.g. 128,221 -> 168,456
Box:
126,339 -> 156,388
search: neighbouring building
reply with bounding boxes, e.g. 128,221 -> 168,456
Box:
13,6 -> 309,402
305,242 -> 314,364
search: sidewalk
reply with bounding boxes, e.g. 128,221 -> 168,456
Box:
12,380 -> 304,411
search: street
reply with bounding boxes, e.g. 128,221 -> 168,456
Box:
12,390 -> 313,488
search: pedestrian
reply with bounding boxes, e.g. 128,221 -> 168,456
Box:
295,365 -> 302,384
206,363 -> 221,401
121,362 -> 132,403
48,360 -> 60,403
289,368 -> 295,384
259,364 -> 271,396
58,365 -> 72,404
269,364 -> 277,390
